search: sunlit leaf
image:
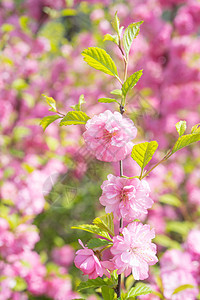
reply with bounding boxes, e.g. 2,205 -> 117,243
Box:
60,111 -> 90,126
93,213 -> 115,236
172,284 -> 194,295
122,70 -> 143,98
87,238 -> 112,249
126,283 -> 152,299
40,115 -> 61,131
123,21 -> 143,56
172,133 -> 200,154
77,277 -> 116,291
71,224 -> 112,241
82,47 -> 119,78
159,194 -> 181,207
98,98 -> 120,104
104,33 -> 119,45
175,120 -> 187,136
42,94 -> 57,112
131,141 -> 158,172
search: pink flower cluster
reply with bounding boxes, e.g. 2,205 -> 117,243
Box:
83,110 -> 137,162
100,174 -> 153,221
75,110 -> 158,281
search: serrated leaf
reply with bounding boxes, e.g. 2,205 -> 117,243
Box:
40,115 -> 61,131
60,111 -> 90,126
71,224 -> 112,241
122,70 -> 143,98
159,194 -> 181,207
77,277 -> 115,291
87,238 -> 112,249
172,133 -> 200,154
70,94 -> 86,111
102,286 -> 115,300
93,213 -> 114,236
110,89 -> 122,96
42,94 -> 57,112
98,98 -> 120,104
154,235 -> 181,249
175,120 -> 187,136
127,283 -> 152,299
104,33 -> 119,45
82,47 -> 119,78
172,284 -> 194,295
191,123 -> 200,134
111,12 -> 120,35
123,21 -> 143,57
131,141 -> 158,172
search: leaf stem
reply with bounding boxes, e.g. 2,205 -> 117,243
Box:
141,150 -> 172,179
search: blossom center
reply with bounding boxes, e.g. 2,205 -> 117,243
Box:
120,186 -> 135,202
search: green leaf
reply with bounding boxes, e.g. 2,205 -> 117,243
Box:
71,224 -> 112,241
1,23 -> 14,33
102,286 -> 115,300
110,89 -> 122,96
123,21 -> 143,57
172,133 -> 200,154
131,141 -> 158,172
159,194 -> 181,207
12,277 -> 27,292
111,12 -> 123,37
60,111 -> 90,126
166,221 -> 193,237
104,33 -> 119,45
191,123 -> 200,134
87,238 -> 112,249
127,283 -> 152,299
42,94 -> 57,112
122,70 -> 143,98
93,213 -> 115,236
77,277 -> 115,291
12,78 -> 28,90
175,120 -> 187,136
82,47 -> 119,78
98,98 -> 120,104
19,16 -> 30,34
40,115 -> 61,131
154,235 -> 181,249
172,284 -> 194,295
70,94 -> 86,111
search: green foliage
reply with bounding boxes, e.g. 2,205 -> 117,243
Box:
159,194 -> 181,207
131,141 -> 158,173
191,123 -> 200,134
154,235 -> 181,249
111,12 -> 124,38
70,94 -> 86,111
110,89 -> 122,96
82,47 -> 119,79
1,23 -> 14,33
123,21 -> 143,57
19,16 -> 30,34
77,277 -> 116,291
175,120 -> 187,136
122,70 -> 143,98
42,94 -> 57,112
172,284 -> 194,295
12,277 -> 27,292
172,133 -> 200,154
93,213 -> 115,236
98,97 -> 120,104
87,238 -> 112,249
12,78 -> 28,91
126,283 -> 152,299
60,111 -> 90,126
71,224 -> 112,241
40,115 -> 61,131
104,33 -> 119,45
102,286 -> 115,300
166,221 -> 193,237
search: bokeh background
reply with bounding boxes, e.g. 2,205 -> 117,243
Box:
0,0 -> 200,299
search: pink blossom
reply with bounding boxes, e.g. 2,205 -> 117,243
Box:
52,245 -> 75,268
111,222 -> 158,280
186,229 -> 200,257
100,175 -> 153,221
83,110 -> 137,162
74,240 -> 114,279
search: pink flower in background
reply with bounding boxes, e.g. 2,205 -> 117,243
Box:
111,222 -> 158,280
74,240 -> 114,279
83,110 -> 137,162
100,174 -> 153,221
52,245 -> 75,268
186,229 -> 200,257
